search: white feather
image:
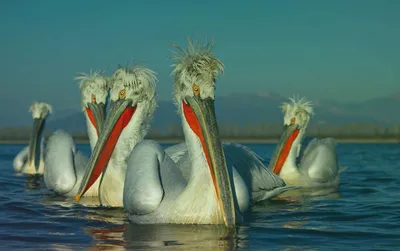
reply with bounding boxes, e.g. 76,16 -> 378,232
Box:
29,102 -> 52,119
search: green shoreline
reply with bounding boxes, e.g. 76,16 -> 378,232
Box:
1,138 -> 399,144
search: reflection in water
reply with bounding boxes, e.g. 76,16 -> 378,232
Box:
42,195 -> 248,250
253,192 -> 339,232
86,225 -> 126,250
41,188 -> 342,251
278,186 -> 342,199
124,224 -> 245,250
24,174 -> 43,189
40,185 -> 342,251
85,223 -> 247,251
42,194 -> 103,208
40,186 -> 340,251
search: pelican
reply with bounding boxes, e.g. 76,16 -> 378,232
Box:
164,62 -> 299,202
43,71 -> 108,197
165,136 -> 298,202
75,65 -> 159,207
76,40 -> 289,227
13,102 -> 52,175
267,97 -> 344,188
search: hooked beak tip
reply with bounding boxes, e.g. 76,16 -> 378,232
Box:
75,194 -> 81,202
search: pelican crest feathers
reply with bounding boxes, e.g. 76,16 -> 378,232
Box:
75,70 -> 108,90
75,71 -> 109,110
110,65 -> 158,135
29,102 -> 53,119
280,95 -> 314,117
170,38 -> 224,106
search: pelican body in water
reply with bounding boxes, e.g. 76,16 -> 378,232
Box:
75,65 -> 159,207
13,102 -> 52,175
164,62 -> 299,202
166,134 -> 298,202
44,71 -> 108,197
267,97 -> 343,188
76,40 -> 289,227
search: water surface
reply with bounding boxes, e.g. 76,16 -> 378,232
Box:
0,143 -> 399,250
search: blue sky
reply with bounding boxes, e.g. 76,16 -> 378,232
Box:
1,0 -> 399,124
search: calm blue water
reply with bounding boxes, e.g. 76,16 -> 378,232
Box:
0,143 -> 399,250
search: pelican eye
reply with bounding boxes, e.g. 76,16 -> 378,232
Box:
290,117 -> 296,124
119,89 -> 126,99
91,94 -> 96,103
192,84 -> 200,95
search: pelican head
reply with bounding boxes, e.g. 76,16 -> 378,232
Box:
171,38 -> 235,227
269,96 -> 314,174
75,71 -> 109,136
76,65 -> 157,201
28,102 -> 52,172
281,96 -> 313,129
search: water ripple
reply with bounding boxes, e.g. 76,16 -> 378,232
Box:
0,143 -> 399,250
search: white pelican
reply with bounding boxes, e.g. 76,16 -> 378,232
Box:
267,97 -> 344,188
166,140 -> 299,202
75,40 -> 290,227
13,102 -> 52,175
164,61 -> 299,202
75,65 -> 159,207
43,71 -> 108,197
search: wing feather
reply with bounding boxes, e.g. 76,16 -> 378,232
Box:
44,130 -> 81,195
165,142 -> 188,163
299,138 -> 339,183
13,146 -> 29,173
223,143 -> 287,191
165,142 -> 298,201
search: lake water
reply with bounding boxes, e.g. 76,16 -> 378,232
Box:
0,143 -> 399,250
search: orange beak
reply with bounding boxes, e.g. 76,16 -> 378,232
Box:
76,99 -> 136,201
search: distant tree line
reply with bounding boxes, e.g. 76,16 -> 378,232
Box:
1,123 -> 399,141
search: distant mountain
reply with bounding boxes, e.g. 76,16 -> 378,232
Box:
46,112 -> 86,132
344,92 -> 400,124
44,92 -> 400,133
